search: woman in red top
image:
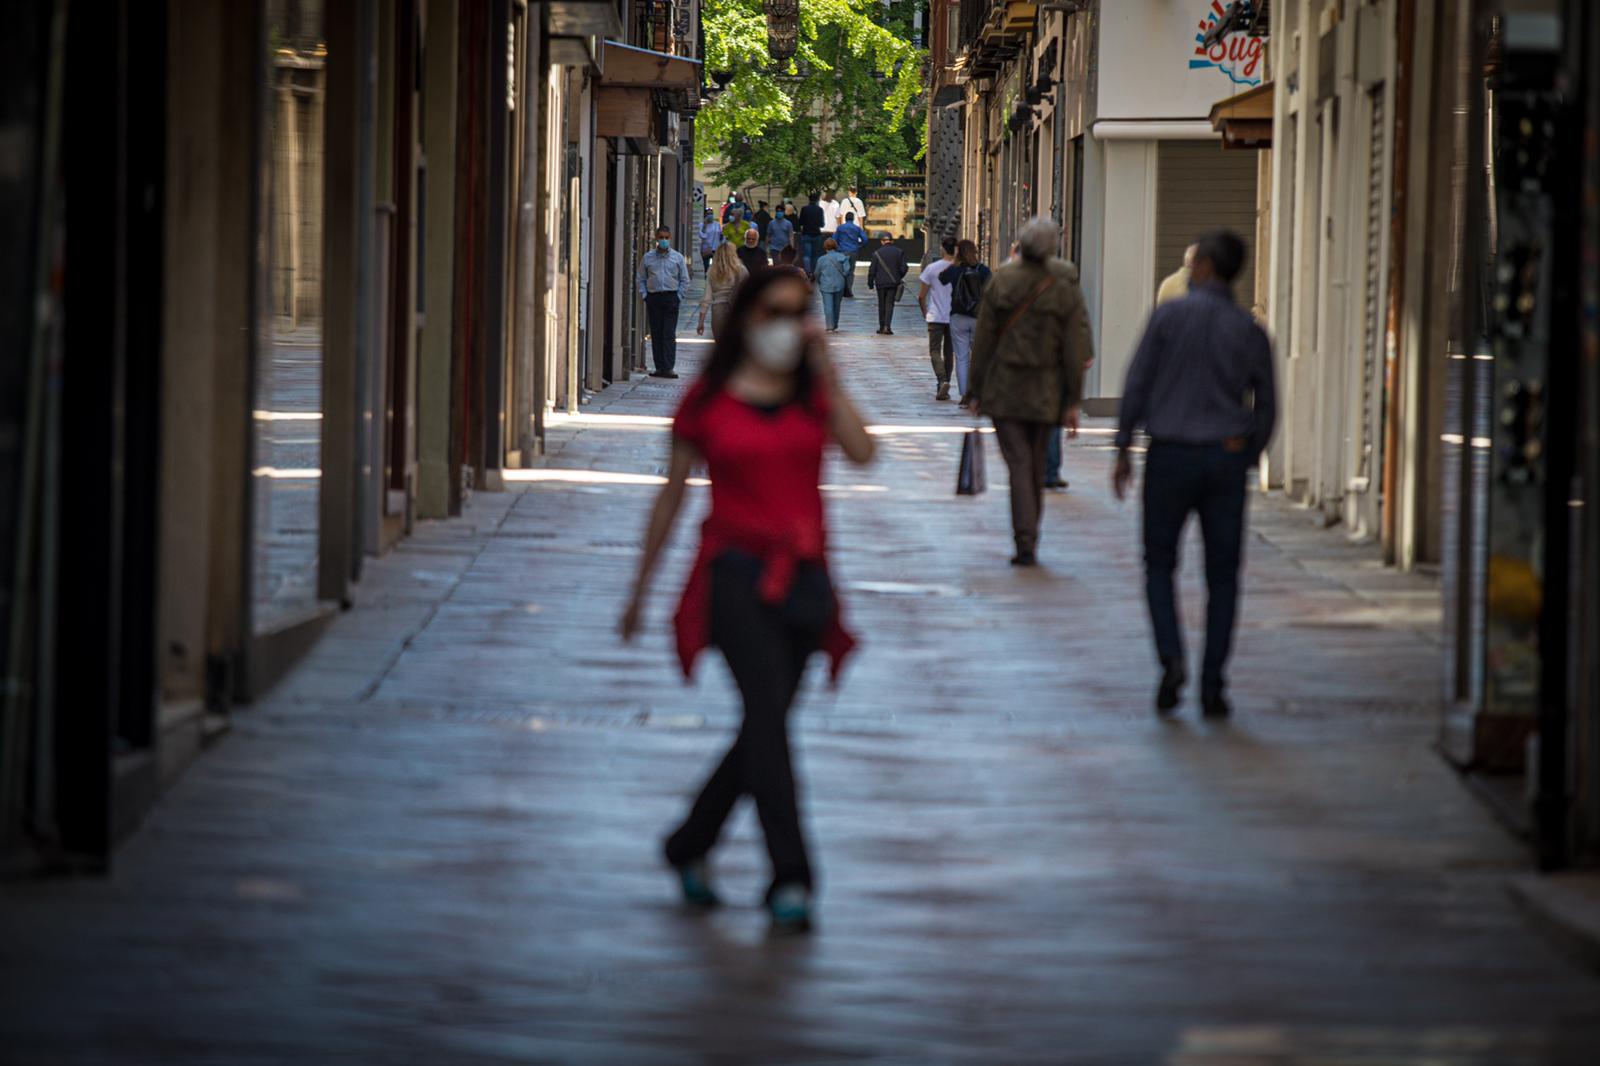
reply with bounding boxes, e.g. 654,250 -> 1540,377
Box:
620,269 -> 875,931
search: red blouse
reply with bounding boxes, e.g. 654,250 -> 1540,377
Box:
670,378 -> 857,682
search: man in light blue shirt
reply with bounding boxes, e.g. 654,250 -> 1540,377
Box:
833,212 -> 867,297
636,226 -> 692,377
766,205 -> 795,258
698,211 -> 723,274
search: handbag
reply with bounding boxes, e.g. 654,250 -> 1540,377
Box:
956,430 -> 987,496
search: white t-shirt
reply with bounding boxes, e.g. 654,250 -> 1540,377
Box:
919,258 -> 954,323
839,196 -> 866,227
820,199 -> 840,232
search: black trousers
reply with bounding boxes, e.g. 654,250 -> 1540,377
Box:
1141,441 -> 1249,693
876,285 -> 898,331
665,552 -> 831,896
842,252 -> 857,296
644,292 -> 680,373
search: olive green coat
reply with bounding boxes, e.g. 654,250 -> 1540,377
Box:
965,257 -> 1094,423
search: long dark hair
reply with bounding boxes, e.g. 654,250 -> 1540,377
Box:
695,267 -> 817,408
955,239 -> 980,267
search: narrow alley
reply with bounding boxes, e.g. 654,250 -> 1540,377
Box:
4,290 -> 1597,1064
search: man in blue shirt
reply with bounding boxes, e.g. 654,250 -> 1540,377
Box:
698,211 -> 723,275
636,225 -> 692,378
1113,229 -> 1277,719
832,211 -> 867,297
766,205 -> 795,259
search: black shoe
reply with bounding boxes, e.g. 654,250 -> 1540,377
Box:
1009,551 -> 1037,567
1044,477 -> 1069,490
673,859 -> 721,908
1156,659 -> 1186,714
884,329 -> 894,335
1201,690 -> 1231,720
650,369 -> 679,379
936,382 -> 951,401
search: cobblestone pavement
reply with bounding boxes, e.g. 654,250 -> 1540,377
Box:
5,277 -> 1599,1064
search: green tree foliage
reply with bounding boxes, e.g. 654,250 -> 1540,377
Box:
698,0 -> 925,194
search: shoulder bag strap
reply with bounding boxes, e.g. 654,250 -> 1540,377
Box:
998,274 -> 1056,340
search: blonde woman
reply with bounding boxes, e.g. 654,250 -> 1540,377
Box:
698,242 -> 749,338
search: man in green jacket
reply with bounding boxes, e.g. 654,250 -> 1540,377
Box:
963,217 -> 1095,566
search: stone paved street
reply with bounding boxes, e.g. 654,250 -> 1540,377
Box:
4,281 -> 1599,1064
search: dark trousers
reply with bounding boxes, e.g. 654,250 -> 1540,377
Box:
876,285 -> 898,331
665,553 -> 830,896
644,292 -> 680,373
801,234 -> 823,275
993,419 -> 1053,554
927,321 -> 953,384
1045,427 -> 1063,483
1141,441 -> 1249,693
843,252 -> 857,296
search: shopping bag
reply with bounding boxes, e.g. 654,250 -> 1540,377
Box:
956,430 -> 987,496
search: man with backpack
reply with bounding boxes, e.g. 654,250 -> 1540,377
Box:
942,239 -> 990,400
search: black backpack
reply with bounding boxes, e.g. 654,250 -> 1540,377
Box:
950,266 -> 988,317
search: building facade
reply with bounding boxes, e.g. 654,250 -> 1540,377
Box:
0,0 -> 705,871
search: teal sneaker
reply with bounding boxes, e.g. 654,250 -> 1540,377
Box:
675,860 -> 720,908
767,884 -> 812,933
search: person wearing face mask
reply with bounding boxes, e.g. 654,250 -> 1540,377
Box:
766,204 -> 795,258
620,269 -> 876,933
636,226 -> 692,378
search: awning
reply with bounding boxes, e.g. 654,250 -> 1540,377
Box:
1091,120 -> 1217,141
546,1 -> 622,41
1209,81 -> 1275,150
599,41 -> 701,91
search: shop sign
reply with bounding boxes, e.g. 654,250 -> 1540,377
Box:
1190,1 -> 1266,88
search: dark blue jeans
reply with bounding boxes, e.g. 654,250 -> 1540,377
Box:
801,234 -> 823,275
1045,428 -> 1062,483
1141,441 -> 1249,693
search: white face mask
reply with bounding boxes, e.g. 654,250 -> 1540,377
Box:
746,318 -> 804,374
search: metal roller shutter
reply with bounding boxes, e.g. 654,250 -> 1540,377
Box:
1359,88 -> 1386,486
1154,141 -> 1259,299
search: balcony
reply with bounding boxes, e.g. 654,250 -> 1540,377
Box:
955,0 -> 1036,81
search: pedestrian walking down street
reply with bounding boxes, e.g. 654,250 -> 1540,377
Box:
637,225 -> 692,378
698,243 -> 748,340
918,237 -> 959,401
814,239 -> 852,332
964,217 -> 1093,567
699,211 -> 724,275
767,204 -> 795,259
1157,243 -> 1198,306
833,213 -> 867,297
1114,230 -> 1276,720
620,268 -> 876,933
820,190 -> 840,238
736,227 -> 770,276
753,201 -> 772,246
940,238 -> 990,398
866,232 -> 908,334
838,187 -> 867,238
798,193 -> 826,276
